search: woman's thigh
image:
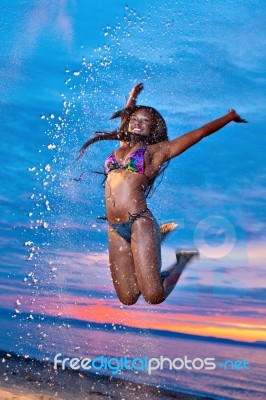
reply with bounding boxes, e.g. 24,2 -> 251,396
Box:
108,225 -> 140,305
130,213 -> 164,304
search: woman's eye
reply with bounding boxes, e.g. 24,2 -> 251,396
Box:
130,118 -> 150,123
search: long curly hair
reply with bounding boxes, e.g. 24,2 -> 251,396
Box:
78,105 -> 169,197
79,105 -> 168,158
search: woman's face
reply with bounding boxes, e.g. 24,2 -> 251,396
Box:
128,109 -> 152,136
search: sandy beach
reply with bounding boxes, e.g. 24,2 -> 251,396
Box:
0,352 -> 214,400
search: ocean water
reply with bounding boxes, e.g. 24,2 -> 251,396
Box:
1,311 -> 265,400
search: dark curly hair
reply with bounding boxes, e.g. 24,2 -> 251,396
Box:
79,105 -> 168,158
78,105 -> 169,197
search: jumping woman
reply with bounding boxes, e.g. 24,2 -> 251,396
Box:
79,83 -> 247,305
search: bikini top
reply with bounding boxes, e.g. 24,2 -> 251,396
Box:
104,145 -> 147,175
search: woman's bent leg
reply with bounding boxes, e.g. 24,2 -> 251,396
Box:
131,214 -> 165,304
131,212 -> 198,304
162,249 -> 199,298
108,225 -> 140,305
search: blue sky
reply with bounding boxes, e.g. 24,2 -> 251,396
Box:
1,0 -> 266,356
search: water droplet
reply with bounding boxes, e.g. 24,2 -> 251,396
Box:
24,241 -> 33,246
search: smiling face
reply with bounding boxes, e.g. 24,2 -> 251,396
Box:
128,109 -> 152,136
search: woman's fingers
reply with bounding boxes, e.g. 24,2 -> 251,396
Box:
234,116 -> 248,123
131,83 -> 143,96
229,109 -> 248,123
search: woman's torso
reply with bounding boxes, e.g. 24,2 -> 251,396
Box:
104,143 -> 159,223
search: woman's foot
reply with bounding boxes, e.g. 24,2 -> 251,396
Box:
161,249 -> 199,298
160,222 -> 178,241
175,249 -> 199,266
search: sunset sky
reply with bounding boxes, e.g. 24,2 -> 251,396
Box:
1,0 -> 265,357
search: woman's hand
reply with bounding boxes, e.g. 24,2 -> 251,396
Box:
129,83 -> 143,100
125,83 -> 144,108
229,109 -> 248,123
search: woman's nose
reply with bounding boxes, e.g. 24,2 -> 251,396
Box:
133,119 -> 142,126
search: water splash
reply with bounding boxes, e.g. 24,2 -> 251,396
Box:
19,1 -> 182,363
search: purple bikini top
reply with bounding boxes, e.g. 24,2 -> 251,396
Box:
104,145 -> 147,175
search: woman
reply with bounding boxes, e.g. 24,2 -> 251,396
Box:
80,84 -> 247,305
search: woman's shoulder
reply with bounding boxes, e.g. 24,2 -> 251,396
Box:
146,141 -> 169,169
147,140 -> 167,154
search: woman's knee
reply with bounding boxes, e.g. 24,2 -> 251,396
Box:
117,290 -> 140,306
142,286 -> 165,305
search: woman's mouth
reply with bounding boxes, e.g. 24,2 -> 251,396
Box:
132,127 -> 141,133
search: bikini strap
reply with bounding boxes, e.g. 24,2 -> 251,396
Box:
97,215 -> 108,222
128,208 -> 148,222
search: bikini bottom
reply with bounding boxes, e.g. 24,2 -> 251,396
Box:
109,208 -> 147,243
108,208 -> 162,269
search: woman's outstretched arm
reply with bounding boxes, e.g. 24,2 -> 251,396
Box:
159,109 -> 247,163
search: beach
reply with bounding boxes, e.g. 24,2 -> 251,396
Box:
0,352 -> 214,400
